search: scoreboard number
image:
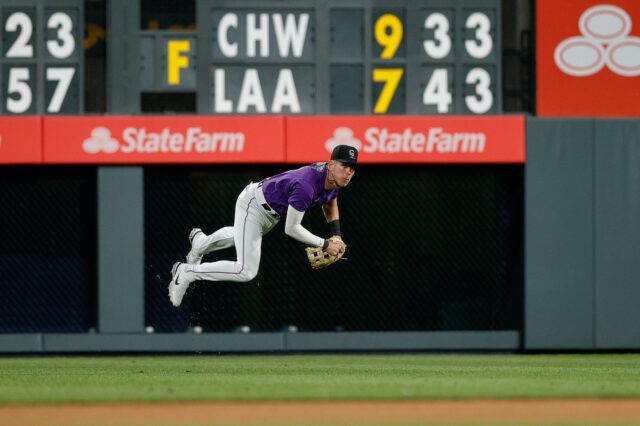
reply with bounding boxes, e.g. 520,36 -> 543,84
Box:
46,12 -> 75,59
373,68 -> 403,113
464,12 -> 492,59
421,8 -> 497,114
423,68 -> 452,113
372,11 -> 405,114
1,1 -> 81,115
6,67 -> 32,113
5,12 -> 34,58
423,13 -> 451,59
375,14 -> 403,59
465,67 -> 492,114
46,68 -> 75,112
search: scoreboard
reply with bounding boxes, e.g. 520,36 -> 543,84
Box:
194,0 -> 501,115
0,0 -> 83,114
0,0 -> 500,116
0,0 -> 521,165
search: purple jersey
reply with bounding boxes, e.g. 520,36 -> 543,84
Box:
261,162 -> 340,216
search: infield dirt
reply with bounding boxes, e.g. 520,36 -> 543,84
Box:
2,399 -> 640,425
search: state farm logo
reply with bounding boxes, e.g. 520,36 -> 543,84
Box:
83,128 -> 119,153
82,127 -> 245,154
326,126 -> 486,154
555,4 -> 640,76
325,127 -> 362,153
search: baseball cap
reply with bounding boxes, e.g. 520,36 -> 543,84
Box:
331,145 -> 358,166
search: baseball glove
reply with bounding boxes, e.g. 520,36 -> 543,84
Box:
305,235 -> 346,269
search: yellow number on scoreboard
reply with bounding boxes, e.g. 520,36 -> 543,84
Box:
373,68 -> 403,113
374,14 -> 403,59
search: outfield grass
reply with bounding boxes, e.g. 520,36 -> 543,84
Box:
0,354 -> 639,404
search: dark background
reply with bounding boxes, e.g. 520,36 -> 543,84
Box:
143,164 -> 523,333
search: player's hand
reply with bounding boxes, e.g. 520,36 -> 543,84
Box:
305,236 -> 346,269
326,239 -> 346,256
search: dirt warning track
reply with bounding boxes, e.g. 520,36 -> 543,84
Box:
2,399 -> 640,425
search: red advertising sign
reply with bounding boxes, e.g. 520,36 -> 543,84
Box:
286,116 -> 525,164
0,117 -> 43,164
537,0 -> 640,117
43,116 -> 285,163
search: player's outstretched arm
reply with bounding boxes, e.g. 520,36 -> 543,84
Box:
284,205 -> 325,247
284,205 -> 345,255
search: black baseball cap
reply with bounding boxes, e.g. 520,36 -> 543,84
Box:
331,145 -> 358,166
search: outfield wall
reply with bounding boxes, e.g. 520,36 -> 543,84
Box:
525,119 -> 640,350
0,161 -> 522,351
1,118 -> 640,352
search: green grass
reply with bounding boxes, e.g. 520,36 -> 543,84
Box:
1,354 -> 640,403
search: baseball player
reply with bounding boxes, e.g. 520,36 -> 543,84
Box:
168,144 -> 358,307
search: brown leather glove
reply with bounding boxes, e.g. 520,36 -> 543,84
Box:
305,236 -> 346,269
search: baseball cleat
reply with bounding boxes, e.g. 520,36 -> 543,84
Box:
168,262 -> 191,307
186,228 -> 205,265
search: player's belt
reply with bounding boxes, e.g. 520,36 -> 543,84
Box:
255,182 -> 280,219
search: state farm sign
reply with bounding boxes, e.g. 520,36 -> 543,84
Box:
361,127 -> 486,154
287,116 -> 524,163
44,116 -> 284,163
537,0 -> 640,116
24,115 -> 523,164
82,126 -> 245,154
0,117 -> 42,164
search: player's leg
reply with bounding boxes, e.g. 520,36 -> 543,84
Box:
170,187 -> 254,306
169,184 -> 277,307
186,226 -> 234,265
189,194 -> 264,282
199,227 -> 235,253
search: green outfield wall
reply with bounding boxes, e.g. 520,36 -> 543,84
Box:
1,118 -> 639,352
525,118 -> 640,350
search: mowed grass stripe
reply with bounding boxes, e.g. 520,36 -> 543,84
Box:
0,354 -> 639,403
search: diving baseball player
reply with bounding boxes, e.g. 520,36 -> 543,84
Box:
168,144 -> 358,307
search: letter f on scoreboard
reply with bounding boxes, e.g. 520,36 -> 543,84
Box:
167,40 -> 191,85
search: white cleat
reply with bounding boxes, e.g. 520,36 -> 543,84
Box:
168,262 -> 191,307
186,228 -> 205,265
